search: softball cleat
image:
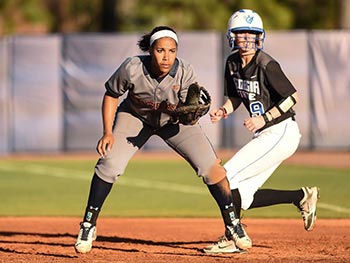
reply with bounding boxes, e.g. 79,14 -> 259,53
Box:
299,186 -> 320,231
231,220 -> 252,250
75,222 -> 97,253
203,235 -> 247,254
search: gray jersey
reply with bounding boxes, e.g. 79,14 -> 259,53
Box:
105,55 -> 196,128
96,55 -> 219,184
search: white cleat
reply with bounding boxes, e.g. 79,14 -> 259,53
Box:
300,186 -> 320,231
75,222 -> 97,253
232,220 -> 252,250
203,235 -> 247,254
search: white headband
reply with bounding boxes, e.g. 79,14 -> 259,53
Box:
150,30 -> 178,46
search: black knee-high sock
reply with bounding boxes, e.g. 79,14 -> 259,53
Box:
83,173 -> 113,225
249,189 -> 304,209
231,189 -> 242,219
207,177 -> 234,211
207,178 -> 240,238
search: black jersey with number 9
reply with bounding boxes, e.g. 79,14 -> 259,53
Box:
224,50 -> 296,129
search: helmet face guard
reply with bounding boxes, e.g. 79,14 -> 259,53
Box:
226,9 -> 265,50
227,29 -> 265,50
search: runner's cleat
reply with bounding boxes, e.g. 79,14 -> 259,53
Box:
232,220 -> 252,250
300,186 -> 320,231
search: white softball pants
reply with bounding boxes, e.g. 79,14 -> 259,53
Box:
224,118 -> 301,210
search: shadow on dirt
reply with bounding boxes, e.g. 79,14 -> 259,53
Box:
0,230 -> 211,255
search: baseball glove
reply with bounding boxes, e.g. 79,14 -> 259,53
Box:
172,83 -> 211,125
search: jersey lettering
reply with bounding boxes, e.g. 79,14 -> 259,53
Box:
234,78 -> 260,94
234,78 -> 260,100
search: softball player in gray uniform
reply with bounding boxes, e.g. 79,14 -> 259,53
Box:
205,9 -> 320,253
75,26 -> 250,254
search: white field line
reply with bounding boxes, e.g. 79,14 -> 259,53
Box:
317,203 -> 350,214
0,163 -> 207,194
1,163 -> 349,213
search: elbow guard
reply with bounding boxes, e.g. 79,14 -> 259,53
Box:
276,95 -> 296,114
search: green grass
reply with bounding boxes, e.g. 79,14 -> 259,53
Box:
0,158 -> 349,218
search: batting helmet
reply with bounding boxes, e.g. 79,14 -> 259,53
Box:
227,9 -> 265,50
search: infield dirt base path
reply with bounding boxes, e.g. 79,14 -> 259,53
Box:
0,217 -> 349,263
1,151 -> 349,262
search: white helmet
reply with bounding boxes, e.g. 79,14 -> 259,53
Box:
227,9 -> 265,50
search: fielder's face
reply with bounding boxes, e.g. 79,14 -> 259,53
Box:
150,37 -> 177,78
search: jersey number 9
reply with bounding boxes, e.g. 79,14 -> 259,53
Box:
249,101 -> 264,116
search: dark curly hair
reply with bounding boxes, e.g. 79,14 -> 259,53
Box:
138,26 -> 177,52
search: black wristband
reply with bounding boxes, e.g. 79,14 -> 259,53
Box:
262,113 -> 269,124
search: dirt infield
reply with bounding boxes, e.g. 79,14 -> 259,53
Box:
1,151 -> 349,262
0,217 -> 349,263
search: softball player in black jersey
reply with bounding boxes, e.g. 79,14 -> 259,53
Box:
205,9 -> 320,253
75,26 -> 250,254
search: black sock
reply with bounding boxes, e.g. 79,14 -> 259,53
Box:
249,189 -> 304,209
83,173 -> 113,225
231,189 -> 242,219
221,203 -> 239,239
207,178 -> 239,238
83,206 -> 100,226
207,177 -> 233,211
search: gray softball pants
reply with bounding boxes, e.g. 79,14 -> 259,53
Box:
94,111 -> 219,184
